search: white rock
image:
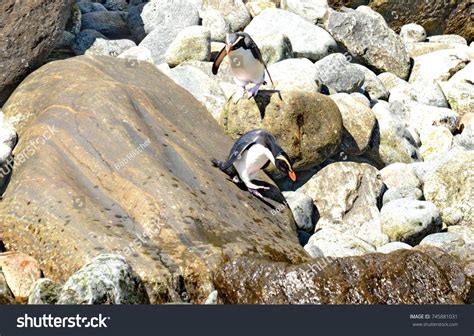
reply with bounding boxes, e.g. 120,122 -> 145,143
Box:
281,0 -> 329,24
266,58 -> 320,92
118,46 -> 154,63
353,64 -> 388,100
400,23 -> 426,43
282,191 -> 314,231
202,9 -> 231,42
165,26 -> 211,67
382,186 -> 423,205
420,126 -> 453,161
85,38 -> 136,57
245,1 -> 276,17
427,35 -> 467,45
377,241 -> 413,253
202,0 -> 251,32
380,163 -> 421,189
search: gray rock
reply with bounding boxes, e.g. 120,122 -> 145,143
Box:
102,0 -> 128,11
28,279 -> 62,304
420,126 -> 453,161
424,150 -> 474,227
454,122 -> 474,151
298,162 -> 388,247
202,0 -> 251,32
57,254 -> 149,304
265,58 -> 321,92
167,66 -> 227,120
353,64 -> 388,100
165,26 -> 211,67
314,53 -> 365,93
427,35 -> 467,45
55,31 -> 76,49
378,72 -> 409,91
409,49 -> 470,83
118,46 -> 154,64
382,186 -> 423,205
400,23 -> 426,43
381,199 -> 442,245
71,29 -> 108,55
304,228 -> 376,258
380,163 -> 421,189
85,38 -> 136,57
202,9 -> 231,42
65,4 -> 82,35
410,79 -> 448,108
78,2 -> 108,14
282,191 -> 314,232
245,1 -> 276,18
258,34 -> 293,65
377,241 -> 413,254
330,93 -> 376,155
443,62 -> 474,115
324,6 -> 411,79
245,8 -> 337,61
81,11 -> 130,39
419,232 -> 472,265
281,0 -> 329,24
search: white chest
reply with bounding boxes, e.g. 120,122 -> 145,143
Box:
233,144 -> 273,178
227,48 -> 264,83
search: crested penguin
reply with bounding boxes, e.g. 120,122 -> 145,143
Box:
212,32 -> 274,103
212,129 -> 296,198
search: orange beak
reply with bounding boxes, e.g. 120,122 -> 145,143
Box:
288,171 -> 297,182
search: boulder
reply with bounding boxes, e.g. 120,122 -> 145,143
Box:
266,58 -> 321,93
202,9 -> 231,42
314,54 -> 365,93
400,23 -> 426,43
1,56 -> 307,303
245,9 -> 337,61
380,163 -> 421,189
381,199 -> 442,245
0,0 -> 74,105
28,279 -> 62,304
282,191 -> 314,232
377,242 -> 412,253
424,150 -> 474,227
419,233 -> 473,266
221,91 -> 343,169
281,0 -> 329,24
330,93 -> 376,155
57,254 -> 149,304
353,64 -> 388,100
85,39 -> 136,57
81,11 -> 130,39
444,62 -> 474,116
165,26 -> 211,67
258,34 -> 293,65
71,29 -> 109,55
382,186 -> 423,205
324,6 -> 411,79
298,162 -> 388,247
202,0 -> 251,32
420,126 -> 454,161
0,252 -> 41,302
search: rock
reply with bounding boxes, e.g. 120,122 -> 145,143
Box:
409,79 -> 449,108
57,254 -> 149,304
400,23 -> 426,43
419,233 -> 472,266
454,121 -> 474,151
258,34 -> 293,65
28,279 -> 62,304
282,191 -> 314,232
0,252 -> 41,302
204,290 -> 218,304
330,93 -> 376,154
444,62 -> 474,116
202,9 -> 231,42
167,65 -> 227,120
405,42 -> 474,58
202,0 -> 251,32
246,1 -> 276,17
0,270 -> 14,304
215,249 -> 470,303
55,31 -> 76,49
78,2 -> 108,14
85,39 -> 136,57
305,228 -> 376,258
281,0 -> 329,24
324,6 -> 411,79
81,11 -> 130,39
420,126 -> 453,161
371,102 -> 421,164
135,1 -> 200,63
179,60 -> 235,84
350,92 -> 371,106
164,26 -> 211,67
128,0 -> 199,42
221,91 -> 343,169
265,58 -> 320,92
245,8 -> 337,61
380,163 -> 421,189
381,199 -> 442,245
118,46 -> 154,64
65,4 -> 82,35
448,226 -> 474,245
298,162 -> 388,246
378,72 -> 408,91
382,186 -> 423,205
409,49 -> 470,83
0,0 -> 74,105
102,0 -> 128,11
353,64 -> 388,100
428,35 -> 467,45
2,56 -> 307,303
377,242 -> 413,253
71,29 -> 108,55
314,54 -> 365,93
424,150 -> 474,227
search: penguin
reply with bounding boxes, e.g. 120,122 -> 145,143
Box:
212,32 -> 274,103
212,129 -> 296,198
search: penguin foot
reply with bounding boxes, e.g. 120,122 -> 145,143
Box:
232,87 -> 245,104
248,188 -> 264,198
247,84 -> 261,99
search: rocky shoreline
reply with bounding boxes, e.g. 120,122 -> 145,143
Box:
0,0 -> 472,304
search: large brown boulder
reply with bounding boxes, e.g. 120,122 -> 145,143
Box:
220,91 -> 343,169
0,0 -> 74,105
1,56 -> 307,303
328,0 -> 473,42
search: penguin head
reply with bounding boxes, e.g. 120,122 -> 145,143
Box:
225,33 -> 243,54
275,151 -> 297,182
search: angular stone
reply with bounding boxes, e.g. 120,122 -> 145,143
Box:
0,252 -> 41,302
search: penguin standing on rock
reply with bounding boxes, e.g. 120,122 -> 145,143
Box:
212,32 -> 274,103
212,129 -> 296,198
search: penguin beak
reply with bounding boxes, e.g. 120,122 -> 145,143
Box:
288,170 -> 297,182
226,44 -> 231,55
